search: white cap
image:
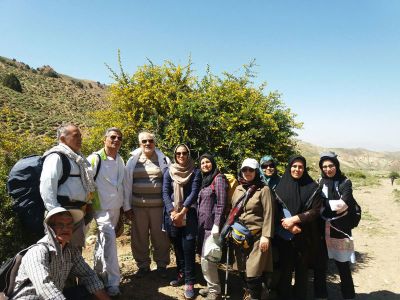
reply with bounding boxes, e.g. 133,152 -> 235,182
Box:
241,158 -> 259,170
45,207 -> 84,225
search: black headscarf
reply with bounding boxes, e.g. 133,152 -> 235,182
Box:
199,153 -> 220,189
275,155 -> 318,215
319,152 -> 347,199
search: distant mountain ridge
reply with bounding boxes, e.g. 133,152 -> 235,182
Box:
297,140 -> 400,173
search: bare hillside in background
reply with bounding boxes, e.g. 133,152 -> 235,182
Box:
0,56 -> 108,137
297,140 -> 400,174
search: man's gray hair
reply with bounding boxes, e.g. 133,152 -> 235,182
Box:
138,131 -> 156,143
57,123 -> 78,140
104,127 -> 122,137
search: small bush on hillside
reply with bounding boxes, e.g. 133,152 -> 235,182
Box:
2,73 -> 22,92
43,69 -> 60,78
347,170 -> 366,179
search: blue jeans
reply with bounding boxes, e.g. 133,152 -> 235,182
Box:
170,229 -> 196,285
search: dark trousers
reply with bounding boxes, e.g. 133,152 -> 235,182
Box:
277,240 -> 308,300
170,230 -> 196,285
314,259 -> 355,299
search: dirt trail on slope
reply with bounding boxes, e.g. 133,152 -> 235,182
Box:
83,180 -> 400,299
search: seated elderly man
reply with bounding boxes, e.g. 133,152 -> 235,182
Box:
11,207 -> 110,300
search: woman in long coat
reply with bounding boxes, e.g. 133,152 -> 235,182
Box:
274,155 -> 322,300
231,158 -> 274,300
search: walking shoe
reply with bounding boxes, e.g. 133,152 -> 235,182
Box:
199,287 -> 209,297
106,286 -> 121,297
184,284 -> 195,299
157,267 -> 168,279
134,267 -> 150,278
169,273 -> 184,286
206,292 -> 221,300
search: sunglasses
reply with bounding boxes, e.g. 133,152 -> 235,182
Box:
261,164 -> 275,169
141,139 -> 154,144
176,151 -> 188,157
322,164 -> 335,169
242,167 -> 255,172
109,135 -> 122,141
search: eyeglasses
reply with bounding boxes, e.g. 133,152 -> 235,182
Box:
176,151 -> 188,156
51,222 -> 74,230
261,164 -> 275,169
109,135 -> 122,141
141,139 -> 154,144
322,164 -> 336,169
242,167 -> 255,172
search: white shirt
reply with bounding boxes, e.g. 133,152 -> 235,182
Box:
88,152 -> 125,210
40,153 -> 88,211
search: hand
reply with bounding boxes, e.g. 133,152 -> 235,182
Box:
291,225 -> 302,234
259,236 -> 270,253
124,209 -> 134,220
172,211 -> 185,227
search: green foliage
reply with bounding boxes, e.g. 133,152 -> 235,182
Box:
0,108 -> 53,262
389,171 -> 400,180
88,56 -> 301,171
2,73 -> 22,92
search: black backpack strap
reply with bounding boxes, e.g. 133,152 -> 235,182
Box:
57,153 -> 71,186
93,153 -> 101,181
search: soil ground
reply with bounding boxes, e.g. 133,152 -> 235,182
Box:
83,179 -> 400,300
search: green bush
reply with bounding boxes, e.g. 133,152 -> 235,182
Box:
347,170 -> 367,179
2,73 -> 22,92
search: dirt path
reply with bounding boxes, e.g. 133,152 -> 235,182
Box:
83,180 -> 400,299
348,180 -> 400,299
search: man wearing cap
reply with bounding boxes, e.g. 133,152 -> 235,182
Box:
40,123 -> 96,248
88,127 -> 125,296
11,207 -> 110,300
123,131 -> 171,278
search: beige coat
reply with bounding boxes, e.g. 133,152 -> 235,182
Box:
232,184 -> 274,277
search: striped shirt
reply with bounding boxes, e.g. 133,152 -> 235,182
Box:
12,243 -> 103,300
132,153 -> 163,207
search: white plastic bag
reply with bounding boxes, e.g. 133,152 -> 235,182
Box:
204,234 -> 222,263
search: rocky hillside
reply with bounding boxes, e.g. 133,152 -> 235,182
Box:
0,56 -> 108,137
297,140 -> 400,174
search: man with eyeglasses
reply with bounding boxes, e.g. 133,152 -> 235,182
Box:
11,207 -> 110,300
87,127 -> 125,297
123,131 -> 171,278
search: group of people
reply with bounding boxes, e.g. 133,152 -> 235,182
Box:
9,123 -> 357,300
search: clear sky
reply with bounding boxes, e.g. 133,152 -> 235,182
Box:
1,1 -> 399,151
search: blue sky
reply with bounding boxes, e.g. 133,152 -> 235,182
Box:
1,1 -> 399,151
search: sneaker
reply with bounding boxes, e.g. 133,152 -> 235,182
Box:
134,267 -> 150,278
107,286 -> 121,297
157,267 -> 168,279
184,284 -> 195,299
206,293 -> 221,300
199,287 -> 209,297
169,273 -> 184,286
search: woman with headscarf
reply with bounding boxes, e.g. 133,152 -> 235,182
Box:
162,144 -> 201,300
314,151 -> 356,300
231,158 -> 274,300
274,155 -> 322,300
197,154 -> 228,300
259,155 -> 281,192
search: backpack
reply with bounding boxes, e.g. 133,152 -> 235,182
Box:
0,244 -> 49,299
6,153 -> 70,236
210,173 -> 239,218
230,221 -> 261,250
319,178 -> 362,229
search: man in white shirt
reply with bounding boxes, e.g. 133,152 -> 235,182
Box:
88,128 -> 125,297
40,123 -> 96,248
